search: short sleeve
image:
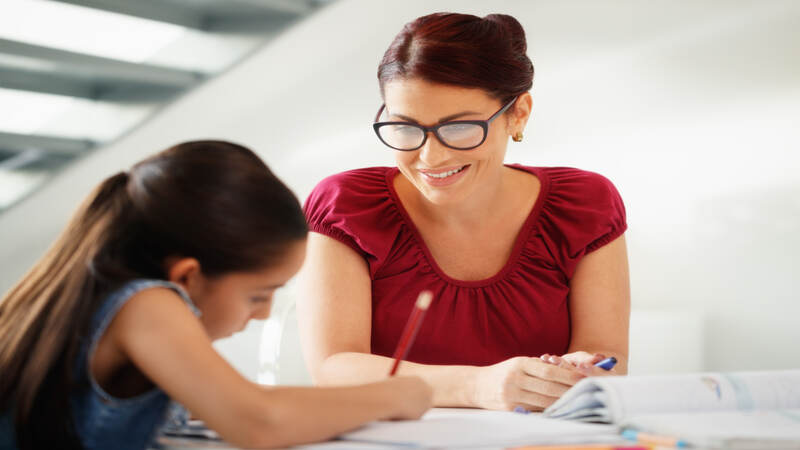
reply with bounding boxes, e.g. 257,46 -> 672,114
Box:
303,167 -> 404,273
537,167 -> 627,279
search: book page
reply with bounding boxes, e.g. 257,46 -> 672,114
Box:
546,370 -> 800,424
606,370 -> 800,421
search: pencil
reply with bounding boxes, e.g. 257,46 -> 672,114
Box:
388,291 -> 433,376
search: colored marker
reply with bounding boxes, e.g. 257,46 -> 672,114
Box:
622,428 -> 689,448
594,356 -> 617,371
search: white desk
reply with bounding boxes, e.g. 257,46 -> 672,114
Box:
157,408 -> 633,450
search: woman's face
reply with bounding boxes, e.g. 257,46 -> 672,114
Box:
382,78 -> 521,206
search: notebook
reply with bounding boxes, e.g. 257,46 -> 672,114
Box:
543,369 -> 800,449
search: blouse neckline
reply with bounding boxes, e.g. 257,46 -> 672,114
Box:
384,164 -> 551,288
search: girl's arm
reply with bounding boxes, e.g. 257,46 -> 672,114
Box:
296,232 -> 587,412
107,288 -> 432,449
563,234 -> 631,374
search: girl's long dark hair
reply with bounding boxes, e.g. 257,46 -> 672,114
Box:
0,141 -> 308,449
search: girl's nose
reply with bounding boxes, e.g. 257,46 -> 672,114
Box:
252,300 -> 272,320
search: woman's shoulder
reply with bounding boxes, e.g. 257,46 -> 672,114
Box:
304,167 -> 396,221
545,166 -> 618,192
303,167 -> 404,262
519,165 -> 627,274
512,165 -> 618,194
510,165 -> 623,211
308,167 -> 393,199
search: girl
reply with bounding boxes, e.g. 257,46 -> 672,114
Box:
0,141 -> 432,450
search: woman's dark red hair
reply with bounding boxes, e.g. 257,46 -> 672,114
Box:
378,12 -> 534,103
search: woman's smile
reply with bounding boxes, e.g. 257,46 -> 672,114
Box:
418,164 -> 471,186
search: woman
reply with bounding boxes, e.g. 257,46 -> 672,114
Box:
298,12 -> 629,411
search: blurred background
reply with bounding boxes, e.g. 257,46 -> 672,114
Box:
1,0 -> 798,384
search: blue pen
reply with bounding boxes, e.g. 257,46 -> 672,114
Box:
594,356 -> 617,370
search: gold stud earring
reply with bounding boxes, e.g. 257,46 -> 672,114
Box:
512,132 -> 523,142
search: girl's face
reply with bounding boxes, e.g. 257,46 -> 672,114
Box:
382,78 -> 524,206
188,239 -> 307,340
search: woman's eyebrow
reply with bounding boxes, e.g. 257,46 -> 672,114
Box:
389,110 -> 482,124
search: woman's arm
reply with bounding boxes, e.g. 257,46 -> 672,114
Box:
108,288 -> 432,449
296,232 -> 586,411
564,234 -> 631,374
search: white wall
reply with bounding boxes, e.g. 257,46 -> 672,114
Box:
1,0 -> 799,380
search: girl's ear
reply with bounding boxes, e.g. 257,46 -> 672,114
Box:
507,91 -> 533,135
164,257 -> 203,293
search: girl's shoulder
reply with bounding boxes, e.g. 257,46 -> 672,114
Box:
92,279 -> 199,334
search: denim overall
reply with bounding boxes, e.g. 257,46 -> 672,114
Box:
0,279 -> 199,450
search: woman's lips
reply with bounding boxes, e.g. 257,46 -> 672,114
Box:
419,164 -> 470,186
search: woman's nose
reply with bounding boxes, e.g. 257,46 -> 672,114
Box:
418,132 -> 451,166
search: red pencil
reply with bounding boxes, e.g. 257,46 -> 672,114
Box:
388,291 -> 433,376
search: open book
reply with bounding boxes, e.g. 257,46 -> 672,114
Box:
544,369 -> 800,449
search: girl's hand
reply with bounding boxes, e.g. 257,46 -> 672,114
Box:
380,376 -> 433,420
472,356 -> 586,412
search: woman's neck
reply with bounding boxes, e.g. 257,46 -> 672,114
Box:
400,166 -> 518,231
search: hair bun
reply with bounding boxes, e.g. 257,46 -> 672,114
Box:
484,14 -> 528,54
378,12 -> 534,101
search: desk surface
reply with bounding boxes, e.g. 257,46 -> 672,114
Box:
157,408 -> 642,450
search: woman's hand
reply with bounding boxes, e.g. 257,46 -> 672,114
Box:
541,351 -> 618,377
471,356 -> 586,412
379,376 -> 434,420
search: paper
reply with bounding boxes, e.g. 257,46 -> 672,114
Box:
338,408 -> 620,448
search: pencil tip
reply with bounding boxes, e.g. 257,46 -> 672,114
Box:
416,291 -> 433,309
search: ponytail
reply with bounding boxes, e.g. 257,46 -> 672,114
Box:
0,171 -> 130,449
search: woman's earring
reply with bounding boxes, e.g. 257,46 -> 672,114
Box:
512,132 -> 524,142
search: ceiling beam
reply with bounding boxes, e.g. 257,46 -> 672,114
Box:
0,66 -> 186,102
0,131 -> 94,156
0,66 -> 93,99
53,0 -> 207,30
0,39 -> 203,89
54,0 -> 312,31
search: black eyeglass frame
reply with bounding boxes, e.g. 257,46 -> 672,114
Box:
372,96 -> 519,151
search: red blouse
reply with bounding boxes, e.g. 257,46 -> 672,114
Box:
304,165 -> 627,366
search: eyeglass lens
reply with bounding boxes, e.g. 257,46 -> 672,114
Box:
378,122 -> 485,150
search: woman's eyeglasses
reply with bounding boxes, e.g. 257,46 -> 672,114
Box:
372,96 -> 518,151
